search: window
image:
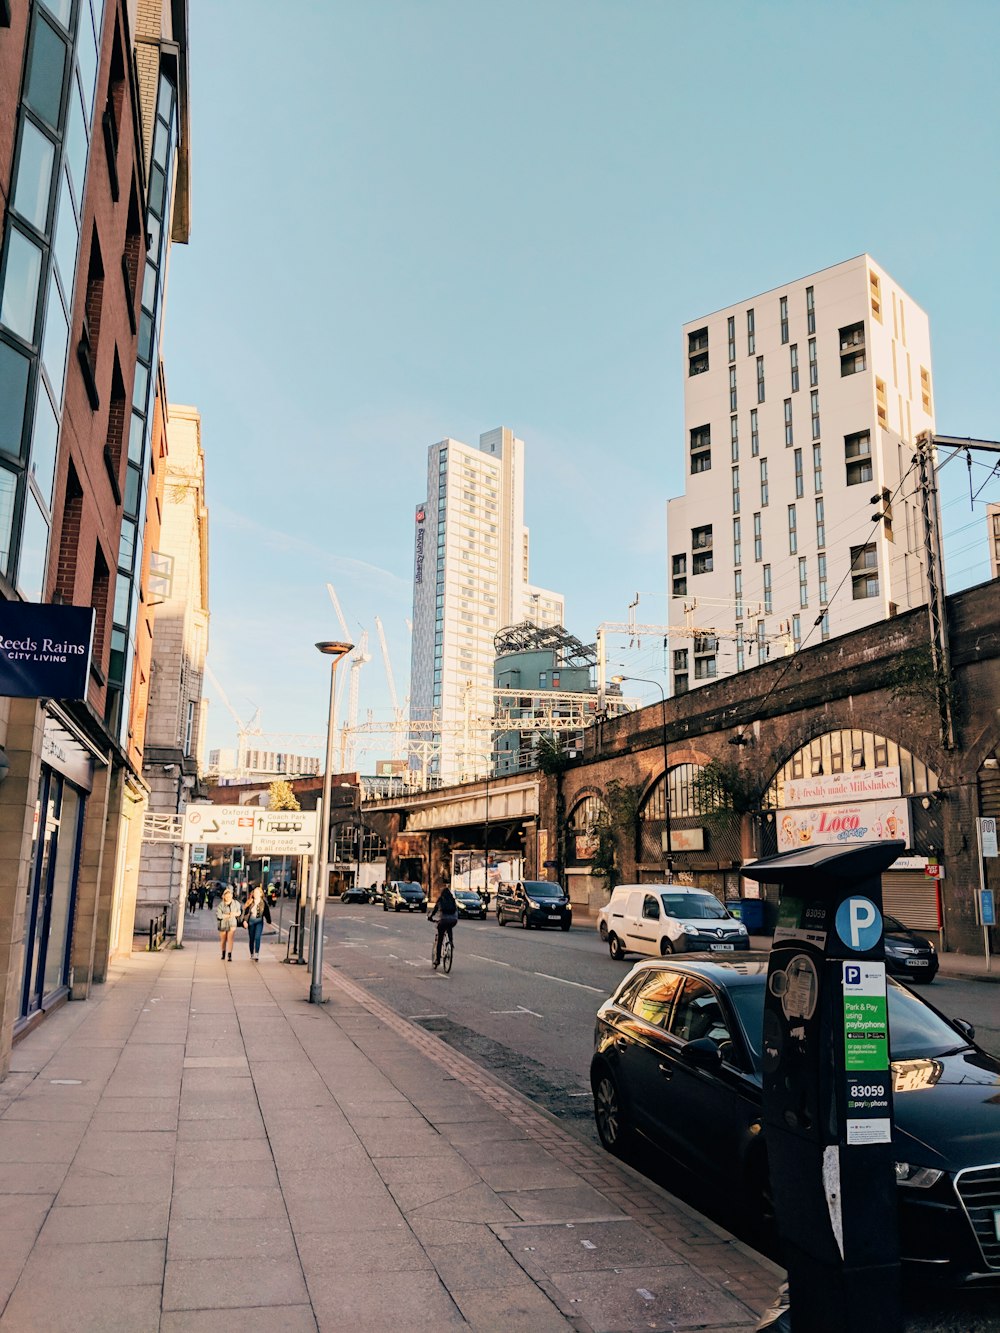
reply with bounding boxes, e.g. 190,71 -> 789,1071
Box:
729,364 -> 737,412
813,442 -> 823,493
821,611 -> 830,640
731,465 -> 740,513
674,673 -> 688,695
806,285 -> 815,335
673,648 -> 688,672
815,497 -> 825,547
816,550 -> 829,603
0,341 -> 31,459
788,504 -> 797,554
692,524 -> 713,575
184,700 -> 195,754
756,620 -> 766,659
747,307 -> 755,355
736,624 -> 745,671
0,227 -> 44,341
759,457 -> 768,507
851,546 -> 879,599
845,430 -> 872,486
763,564 -> 772,613
792,614 -> 801,650
839,321 -> 866,376
920,366 -> 932,414
810,389 -> 821,439
798,557 -> 808,608
869,270 -> 882,323
695,656 -> 717,680
24,12 -> 67,131
753,512 -> 762,562
784,398 -> 793,446
809,336 -> 818,386
692,523 -> 712,549
672,553 -> 687,598
841,349 -> 866,376
689,350 -> 709,376
733,516 -> 742,566
13,119 -> 56,233
727,315 -> 735,363
794,448 -> 804,498
756,355 -> 765,403
690,424 -> 711,473
780,295 -> 789,344
790,343 -> 799,392
750,408 -> 759,456
689,327 -> 709,375
734,569 -> 743,618
730,415 -> 739,461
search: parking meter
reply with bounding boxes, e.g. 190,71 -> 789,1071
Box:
742,841 -> 905,1333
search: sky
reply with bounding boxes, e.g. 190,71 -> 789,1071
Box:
164,0 -> 1000,767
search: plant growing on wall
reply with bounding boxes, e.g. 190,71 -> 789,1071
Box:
691,760 -> 763,832
267,780 -> 300,811
589,779 -> 642,890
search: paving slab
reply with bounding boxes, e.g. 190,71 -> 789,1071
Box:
163,1255 -> 310,1311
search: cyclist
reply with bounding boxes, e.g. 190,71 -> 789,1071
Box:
428,885 -> 459,966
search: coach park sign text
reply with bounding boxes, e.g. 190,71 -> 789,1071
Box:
182,806 -> 318,856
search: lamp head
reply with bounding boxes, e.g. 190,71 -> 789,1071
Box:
316,640 -> 354,659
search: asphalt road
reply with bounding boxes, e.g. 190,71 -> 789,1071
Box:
321,905 -> 1000,1329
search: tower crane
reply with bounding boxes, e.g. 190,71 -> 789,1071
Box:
374,616 -> 405,760
203,663 -> 262,776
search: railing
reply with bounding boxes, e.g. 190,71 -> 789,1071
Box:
147,907 -> 167,952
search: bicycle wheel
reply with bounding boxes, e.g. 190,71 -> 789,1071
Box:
442,937 -> 453,974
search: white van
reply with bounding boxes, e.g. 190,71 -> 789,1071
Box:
598,884 -> 749,960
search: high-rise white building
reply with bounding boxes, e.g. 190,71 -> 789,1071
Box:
409,427 -> 563,784
667,256 -> 935,694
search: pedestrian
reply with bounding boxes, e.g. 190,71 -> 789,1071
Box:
198,882 -> 208,909
216,886 -> 242,961
187,885 -> 197,912
241,883 -> 271,961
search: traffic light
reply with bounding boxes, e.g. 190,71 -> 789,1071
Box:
261,856 -> 270,883
232,847 -> 244,872
870,487 -> 893,540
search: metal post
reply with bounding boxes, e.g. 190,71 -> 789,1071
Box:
311,642 -> 352,1003
915,433 -> 955,749
175,839 -> 191,947
483,755 -> 491,896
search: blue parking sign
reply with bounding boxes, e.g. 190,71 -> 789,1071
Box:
835,896 -> 883,952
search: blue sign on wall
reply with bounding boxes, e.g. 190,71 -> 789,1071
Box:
0,602 -> 94,700
835,896 -> 883,952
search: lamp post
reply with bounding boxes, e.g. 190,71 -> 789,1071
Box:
613,674 -> 673,882
311,640 -> 353,1003
483,750 -> 491,901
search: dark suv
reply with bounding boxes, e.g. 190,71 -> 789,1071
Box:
384,881 -> 426,912
496,880 -> 572,930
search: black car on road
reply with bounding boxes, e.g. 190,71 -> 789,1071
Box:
591,953 -> 1000,1284
453,889 -> 487,920
496,880 -> 572,930
384,881 -> 426,912
883,914 -> 938,982
339,884 -> 370,904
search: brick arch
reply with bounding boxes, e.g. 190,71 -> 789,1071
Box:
566,788 -> 609,828
759,723 -> 941,802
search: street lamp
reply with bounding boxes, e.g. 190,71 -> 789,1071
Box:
612,674 -> 673,882
311,640 -> 354,1004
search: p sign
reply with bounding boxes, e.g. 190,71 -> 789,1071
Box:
835,896 -> 883,952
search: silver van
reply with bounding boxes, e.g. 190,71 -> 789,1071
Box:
598,885 -> 748,960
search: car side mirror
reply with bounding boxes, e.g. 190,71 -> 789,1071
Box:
680,1037 -> 724,1070
953,1018 -> 976,1043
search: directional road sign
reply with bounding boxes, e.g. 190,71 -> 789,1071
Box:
250,810 -> 318,856
183,804 -> 258,845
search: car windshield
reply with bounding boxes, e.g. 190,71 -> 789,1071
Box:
525,882 -> 563,898
456,892 -> 478,901
727,975 -> 970,1067
662,893 -> 728,921
400,884 -> 422,894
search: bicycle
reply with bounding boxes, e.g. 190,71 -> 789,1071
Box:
430,924 -> 454,973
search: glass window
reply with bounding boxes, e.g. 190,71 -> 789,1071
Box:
40,277 -> 68,403
809,337 -> 818,386
118,517 -> 136,572
730,415 -> 739,461
128,411 -> 144,465
750,408 -> 759,456
670,977 -> 731,1045
38,0 -> 72,25
0,466 -> 17,567
0,227 -> 44,342
798,556 -> 808,608
141,260 -> 157,313
780,295 -> 789,344
17,488 -> 50,600
756,355 -> 765,403
13,120 -> 56,233
813,443 -> 823,493
52,168 -> 79,296
642,894 -> 661,921
788,504 -> 797,554
0,341 -> 31,458
747,308 -> 755,355
815,498 -> 825,547
30,383 -> 59,509
794,448 -> 804,498
811,389 -> 821,440
124,463 -> 139,512
148,163 -> 166,218
24,16 -> 67,130
63,75 -> 89,206
759,457 -> 768,506
733,516 -> 742,565
763,564 -> 772,613
76,11 -> 99,118
727,315 -> 735,362
753,512 -> 762,562
132,360 -> 149,412
153,117 -> 170,167
784,398 -> 793,446
113,572 -> 131,623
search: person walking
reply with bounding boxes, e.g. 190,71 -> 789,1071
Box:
242,883 -> 271,961
216,886 -> 242,961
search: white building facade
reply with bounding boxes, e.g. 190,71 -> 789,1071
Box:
410,427 -> 563,784
667,255 -> 935,693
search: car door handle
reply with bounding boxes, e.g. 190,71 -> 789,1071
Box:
658,1062 -> 673,1081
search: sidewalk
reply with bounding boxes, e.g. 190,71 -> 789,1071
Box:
0,908 -> 781,1332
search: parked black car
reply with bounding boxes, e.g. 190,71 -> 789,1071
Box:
454,889 -> 487,920
496,881 -> 571,930
591,953 -> 1000,1284
369,882 -> 386,905
384,881 -> 426,912
883,914 -> 938,982
339,884 -> 370,904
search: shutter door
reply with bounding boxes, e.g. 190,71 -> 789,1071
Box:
882,872 -> 941,931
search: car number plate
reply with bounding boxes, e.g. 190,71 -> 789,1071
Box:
906,959 -> 930,966
548,914 -> 561,920
709,943 -> 735,951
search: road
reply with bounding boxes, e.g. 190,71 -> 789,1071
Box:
319,904 -> 1000,1329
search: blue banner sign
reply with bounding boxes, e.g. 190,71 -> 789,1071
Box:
0,602 -> 94,700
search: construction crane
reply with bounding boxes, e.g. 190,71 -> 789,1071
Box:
342,628 -> 371,770
374,616 -> 406,760
203,663 -> 262,775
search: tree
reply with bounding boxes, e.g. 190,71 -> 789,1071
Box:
690,760 -> 763,831
267,780 -> 300,812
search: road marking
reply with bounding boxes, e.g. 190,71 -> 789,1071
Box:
637,1289 -> 655,1302
490,1005 -> 543,1018
469,954 -> 512,967
372,924 -> 389,931
533,971 -> 603,993
404,960 -> 423,967
581,1240 -> 597,1250
409,1014 -> 447,1020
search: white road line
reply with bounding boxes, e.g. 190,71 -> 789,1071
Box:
403,960 -> 423,967
488,1004 -> 543,1018
468,954 -> 512,967
372,924 -> 390,931
532,971 -> 603,993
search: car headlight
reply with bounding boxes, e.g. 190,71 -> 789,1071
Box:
527,900 -> 540,909
681,924 -> 699,935
737,924 -> 748,935
894,1162 -> 943,1188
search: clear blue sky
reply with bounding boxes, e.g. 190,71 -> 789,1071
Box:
165,0 -> 1000,764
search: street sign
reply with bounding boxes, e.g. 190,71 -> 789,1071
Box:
250,810 -> 318,856
980,890 -> 996,927
183,804 -> 257,845
190,844 -> 207,865
980,818 -> 998,859
925,863 -> 944,878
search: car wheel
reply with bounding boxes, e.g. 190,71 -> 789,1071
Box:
394,904 -> 400,912
660,937 -> 674,956
383,902 -> 388,911
609,933 -> 626,961
561,921 -> 571,932
593,1065 -> 629,1157
497,911 -> 506,926
599,921 -> 608,941
520,910 -> 529,929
